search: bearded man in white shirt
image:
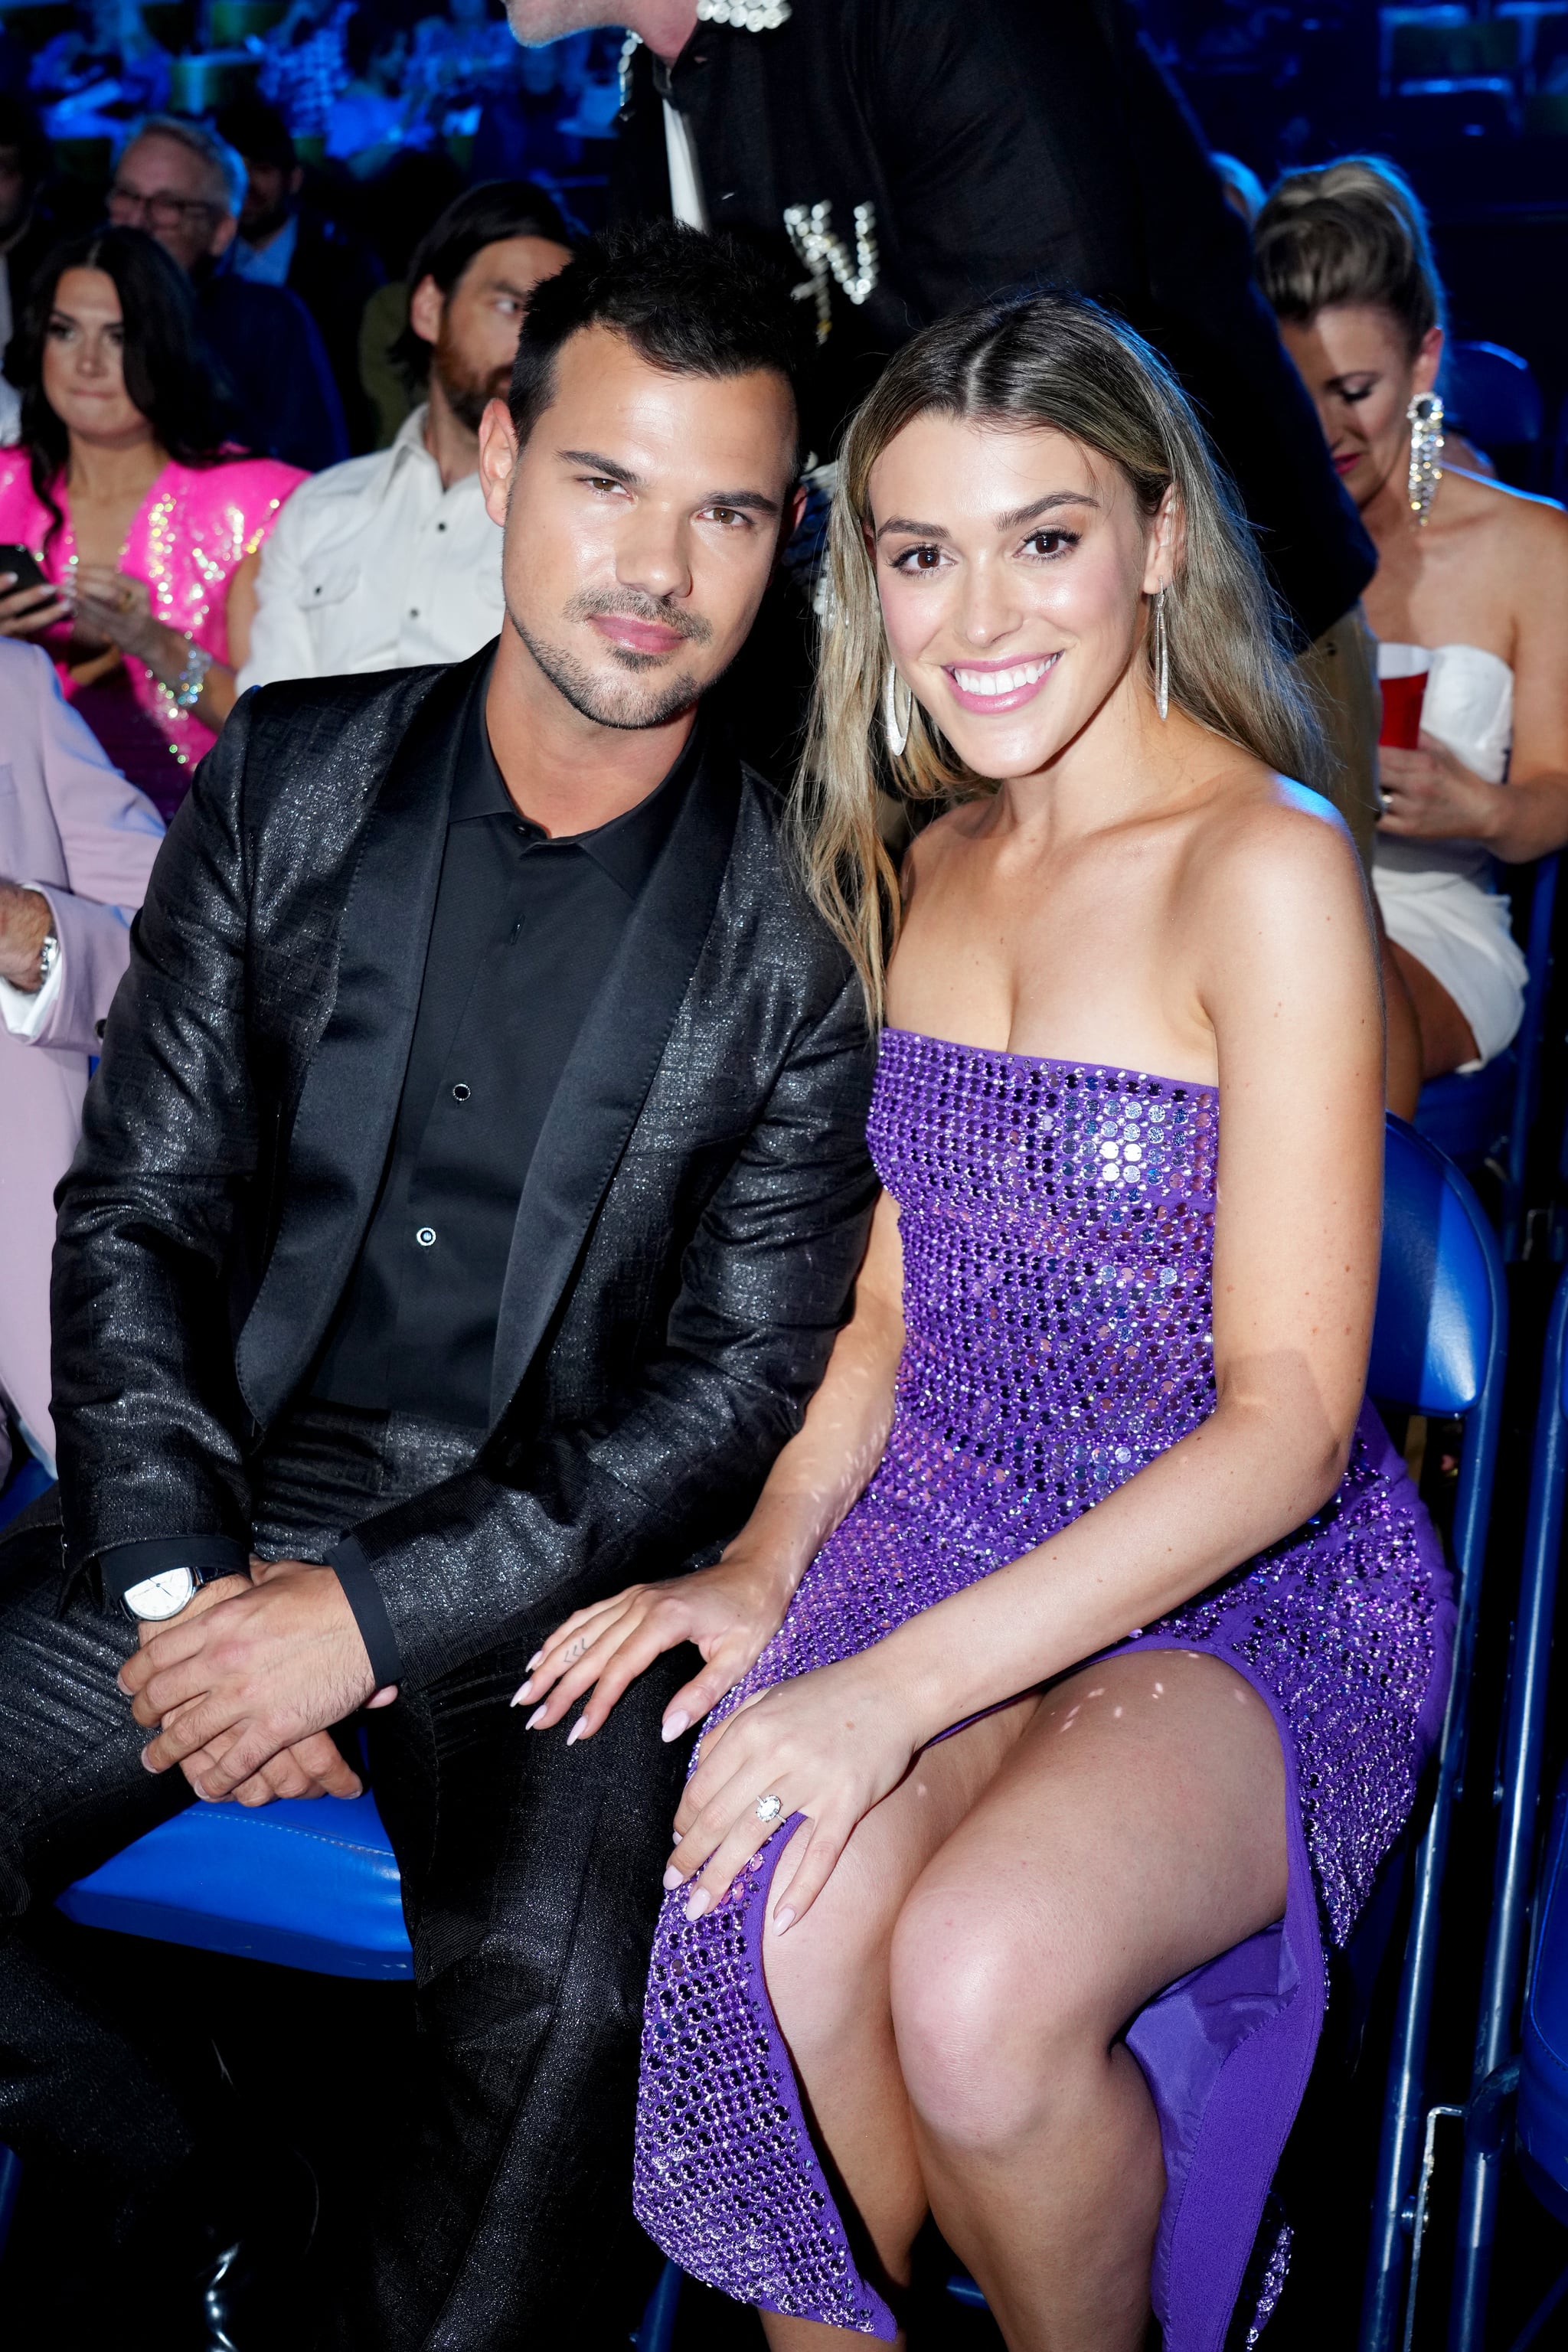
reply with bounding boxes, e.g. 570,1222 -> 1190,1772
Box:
240,181 -> 573,688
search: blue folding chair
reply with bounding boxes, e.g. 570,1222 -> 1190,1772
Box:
1414,851 -> 1558,1262
1437,1266 -> 1568,2350
1357,1119 -> 1508,2350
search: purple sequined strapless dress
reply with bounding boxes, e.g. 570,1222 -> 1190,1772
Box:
634,1029 -> 1454,2350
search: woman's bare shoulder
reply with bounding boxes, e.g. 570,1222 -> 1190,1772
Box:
1184,765 -> 1367,930
1446,464 -> 1568,554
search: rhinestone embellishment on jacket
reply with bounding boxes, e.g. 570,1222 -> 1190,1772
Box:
783,201 -> 880,344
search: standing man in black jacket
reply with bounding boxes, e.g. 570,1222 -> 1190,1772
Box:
2,223 -> 877,2350
508,0 -> 1383,857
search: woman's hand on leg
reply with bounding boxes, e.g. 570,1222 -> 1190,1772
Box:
515,1539 -> 799,1744
665,1658 -> 927,1927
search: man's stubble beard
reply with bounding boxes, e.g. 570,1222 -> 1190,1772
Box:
505,588 -> 719,733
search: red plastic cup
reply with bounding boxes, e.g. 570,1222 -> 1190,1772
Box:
1380,669 -> 1429,750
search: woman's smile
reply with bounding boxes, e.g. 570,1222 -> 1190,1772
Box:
942,651 -> 1062,711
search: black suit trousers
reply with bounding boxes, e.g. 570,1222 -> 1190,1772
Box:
0,1411 -> 691,2350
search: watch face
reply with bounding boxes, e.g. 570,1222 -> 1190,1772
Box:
124,1566 -> 197,1620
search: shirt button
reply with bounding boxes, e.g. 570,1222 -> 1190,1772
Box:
415,1226 -> 436,1248
436,521 -> 446,531
452,1082 -> 470,1102
409,607 -> 420,617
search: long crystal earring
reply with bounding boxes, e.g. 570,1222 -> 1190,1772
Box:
884,662 -> 913,758
1153,586 -> 1170,722
1406,391 -> 1445,526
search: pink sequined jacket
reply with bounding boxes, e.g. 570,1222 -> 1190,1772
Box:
0,453 -> 305,782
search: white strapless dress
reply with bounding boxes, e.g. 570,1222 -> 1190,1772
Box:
1374,642 -> 1528,1067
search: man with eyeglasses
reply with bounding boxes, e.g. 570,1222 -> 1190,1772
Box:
108,115 -> 347,472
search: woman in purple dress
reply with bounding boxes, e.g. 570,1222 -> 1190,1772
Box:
521,292 -> 1452,2350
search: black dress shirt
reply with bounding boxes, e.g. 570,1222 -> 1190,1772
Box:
310,662 -> 696,1433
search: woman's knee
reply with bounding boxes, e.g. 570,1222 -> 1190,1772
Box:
888,1880 -> 1105,2154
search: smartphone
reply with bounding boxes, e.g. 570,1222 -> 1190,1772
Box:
0,543 -> 49,596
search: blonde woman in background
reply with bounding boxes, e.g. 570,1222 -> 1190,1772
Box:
1257,155 -> 1568,1111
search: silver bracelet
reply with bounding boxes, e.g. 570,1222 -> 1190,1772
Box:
172,638 -> 213,710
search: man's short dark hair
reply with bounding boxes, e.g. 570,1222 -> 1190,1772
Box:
508,220 -> 804,462
394,178 -> 575,384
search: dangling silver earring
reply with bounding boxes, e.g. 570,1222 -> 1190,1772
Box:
1406,391 -> 1445,526
1153,586 -> 1170,722
884,662 -> 913,758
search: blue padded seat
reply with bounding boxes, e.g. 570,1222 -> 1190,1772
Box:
1414,1053 -> 1514,1174
1519,1766 -> 1568,2225
57,1789 -> 413,1981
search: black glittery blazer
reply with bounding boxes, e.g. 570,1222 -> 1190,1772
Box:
51,646 -> 880,1687
612,0 -> 1374,648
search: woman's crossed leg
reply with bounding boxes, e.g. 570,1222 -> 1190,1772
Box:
759,1647 -> 1288,2352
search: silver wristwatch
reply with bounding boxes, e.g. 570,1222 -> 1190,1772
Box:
37,928 -> 59,991
122,1563 -> 225,1622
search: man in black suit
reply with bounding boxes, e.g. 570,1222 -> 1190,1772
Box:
508,0 -> 1383,854
1,221 -> 877,2350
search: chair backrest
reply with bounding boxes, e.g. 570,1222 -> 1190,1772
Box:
1445,341 -> 1545,450
1370,1116 -> 1504,1418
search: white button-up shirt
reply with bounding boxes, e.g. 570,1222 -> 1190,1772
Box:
238,404 -> 505,691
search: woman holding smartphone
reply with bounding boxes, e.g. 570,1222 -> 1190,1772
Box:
0,227 -> 302,818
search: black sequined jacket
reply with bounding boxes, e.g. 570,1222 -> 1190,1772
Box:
51,646 -> 880,1687
611,0 -> 1374,647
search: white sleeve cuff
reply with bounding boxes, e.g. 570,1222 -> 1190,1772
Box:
0,884 -> 64,1040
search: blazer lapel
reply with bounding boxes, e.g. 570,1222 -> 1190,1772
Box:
488,727 -> 741,1425
235,654 -> 483,1426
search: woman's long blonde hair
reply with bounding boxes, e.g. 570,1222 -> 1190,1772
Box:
793,289 -> 1327,1021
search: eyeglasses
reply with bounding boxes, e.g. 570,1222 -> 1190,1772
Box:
107,185 -> 221,229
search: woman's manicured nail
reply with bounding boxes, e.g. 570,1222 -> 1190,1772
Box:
773,1907 -> 795,1936
524,1705 -> 547,1730
514,1678 -> 533,1703
527,1650 -> 543,1671
671,1830 -> 682,1845
662,1710 -> 689,1743
566,1718 -> 587,1746
684,1887 -> 711,1922
662,1865 -> 683,1890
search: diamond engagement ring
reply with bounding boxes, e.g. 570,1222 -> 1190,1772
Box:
754,1793 -> 783,1824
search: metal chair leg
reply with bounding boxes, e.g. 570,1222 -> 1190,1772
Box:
635,2259 -> 684,2352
